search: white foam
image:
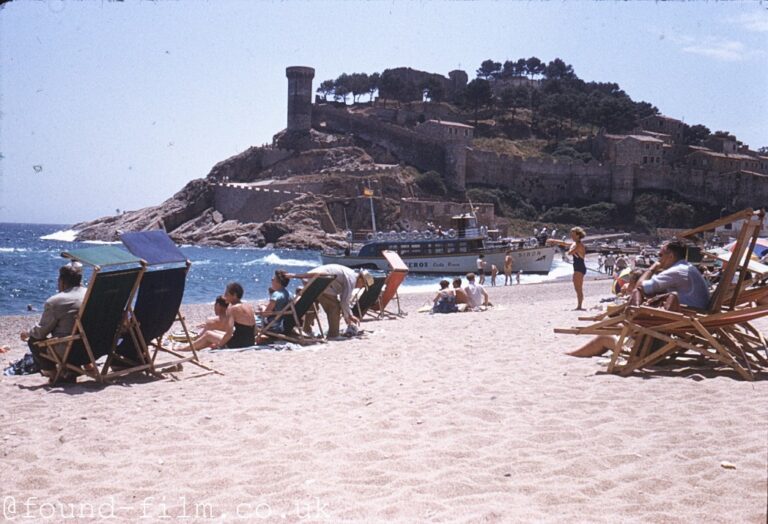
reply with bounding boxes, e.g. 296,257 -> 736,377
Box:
0,247 -> 29,253
40,229 -> 78,242
243,253 -> 318,267
83,240 -> 121,245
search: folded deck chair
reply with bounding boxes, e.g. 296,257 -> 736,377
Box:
256,274 -> 336,345
352,275 -> 387,320
369,250 -> 409,319
34,246 -> 147,384
119,230 -> 219,376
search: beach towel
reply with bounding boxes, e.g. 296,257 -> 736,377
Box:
3,353 -> 40,376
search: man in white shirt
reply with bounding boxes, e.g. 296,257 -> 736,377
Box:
464,272 -> 491,310
298,264 -> 373,338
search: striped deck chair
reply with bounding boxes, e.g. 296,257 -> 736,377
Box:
33,246 -> 147,384
255,274 -> 336,345
369,250 -> 409,319
118,230 -> 221,377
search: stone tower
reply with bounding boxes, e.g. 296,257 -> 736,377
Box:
286,66 -> 315,132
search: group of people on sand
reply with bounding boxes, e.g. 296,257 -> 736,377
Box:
17,262 -> 377,381
475,253 -> 521,287
568,237 -> 715,357
188,264 -> 375,350
432,273 -> 491,313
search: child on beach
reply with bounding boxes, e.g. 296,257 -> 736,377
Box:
476,254 -> 487,284
490,264 -> 498,286
432,280 -> 457,313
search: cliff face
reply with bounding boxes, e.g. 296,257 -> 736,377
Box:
73,134 -> 420,250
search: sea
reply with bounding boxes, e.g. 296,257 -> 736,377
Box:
0,223 -> 573,316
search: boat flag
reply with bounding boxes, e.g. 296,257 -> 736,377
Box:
363,188 -> 374,197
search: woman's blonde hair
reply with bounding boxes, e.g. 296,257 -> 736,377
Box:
571,227 -> 586,240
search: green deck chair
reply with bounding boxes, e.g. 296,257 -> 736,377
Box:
34,246 -> 147,384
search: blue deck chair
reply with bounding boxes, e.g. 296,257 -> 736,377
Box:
34,246 -> 147,384
119,230 -> 219,376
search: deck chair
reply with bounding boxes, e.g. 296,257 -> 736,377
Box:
33,246 -> 147,384
369,250 -> 409,319
255,274 -> 336,345
118,230 -> 219,376
556,209 -> 768,379
352,275 -> 387,319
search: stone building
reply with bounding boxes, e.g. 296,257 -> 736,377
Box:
602,134 -> 664,166
400,198 -> 494,229
416,120 -> 474,192
686,150 -> 762,173
639,115 -> 685,142
704,134 -> 739,155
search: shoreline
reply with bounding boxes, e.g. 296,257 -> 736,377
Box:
4,277 -> 765,522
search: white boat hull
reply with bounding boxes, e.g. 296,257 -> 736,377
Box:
321,246 -> 557,274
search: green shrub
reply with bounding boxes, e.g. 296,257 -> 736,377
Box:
414,170 -> 447,195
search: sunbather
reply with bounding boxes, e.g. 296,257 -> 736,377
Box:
568,240 -> 710,357
433,280 -> 457,313
255,270 -> 292,343
198,295 -> 229,332
188,282 -> 256,350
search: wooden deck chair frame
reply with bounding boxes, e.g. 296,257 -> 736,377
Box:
127,264 -> 221,377
119,230 -> 221,377
352,275 -> 387,320
255,274 -> 336,345
555,209 -> 768,379
35,252 -> 149,384
370,250 -> 409,319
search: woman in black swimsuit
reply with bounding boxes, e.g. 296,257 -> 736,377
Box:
186,282 -> 255,350
221,282 -> 255,348
568,227 -> 587,311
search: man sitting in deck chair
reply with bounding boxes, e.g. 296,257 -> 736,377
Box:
570,240 -> 710,357
20,263 -> 87,382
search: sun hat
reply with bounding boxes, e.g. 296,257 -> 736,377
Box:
357,269 -> 374,287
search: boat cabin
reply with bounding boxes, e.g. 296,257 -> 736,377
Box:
358,237 -> 487,257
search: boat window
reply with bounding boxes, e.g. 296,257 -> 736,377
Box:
445,241 -> 457,254
459,242 -> 468,251
434,243 -> 444,254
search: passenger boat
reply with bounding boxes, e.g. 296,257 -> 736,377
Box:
321,213 -> 556,274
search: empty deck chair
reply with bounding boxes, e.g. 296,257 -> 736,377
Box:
118,230 -> 219,376
33,246 -> 146,384
352,275 -> 387,319
369,250 -> 409,319
256,274 -> 336,345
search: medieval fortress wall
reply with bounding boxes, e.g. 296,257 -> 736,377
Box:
217,66 -> 767,225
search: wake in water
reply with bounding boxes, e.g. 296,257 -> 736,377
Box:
39,229 -> 78,242
244,253 -> 322,267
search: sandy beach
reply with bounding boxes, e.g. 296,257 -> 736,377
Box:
2,277 -> 766,523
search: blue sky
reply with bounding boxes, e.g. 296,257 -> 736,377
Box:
1,1 -> 766,224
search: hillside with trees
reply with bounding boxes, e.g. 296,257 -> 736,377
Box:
315,57 -> 760,233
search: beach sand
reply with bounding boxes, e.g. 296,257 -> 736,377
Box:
1,278 -> 766,523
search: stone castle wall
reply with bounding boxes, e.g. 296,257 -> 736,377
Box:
214,183 -> 305,222
313,105 -> 446,176
634,166 -> 768,208
466,150 -> 613,205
